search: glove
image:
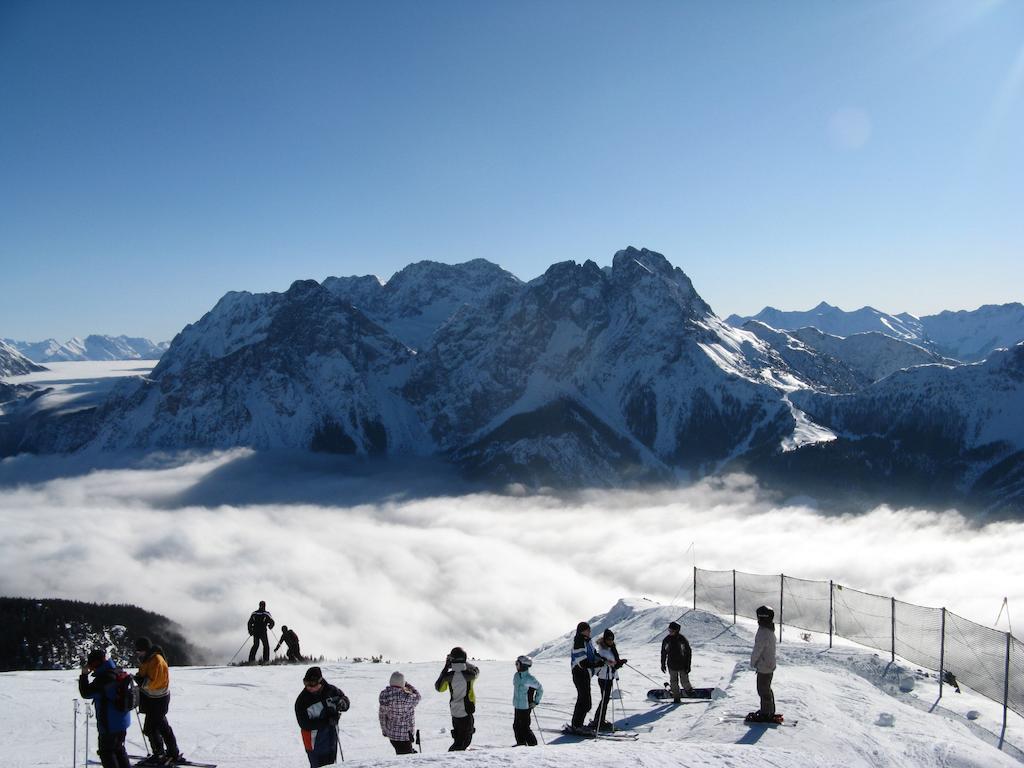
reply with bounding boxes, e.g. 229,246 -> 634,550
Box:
660,666 -> 666,674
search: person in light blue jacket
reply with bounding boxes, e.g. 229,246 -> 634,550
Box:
512,655 -> 544,746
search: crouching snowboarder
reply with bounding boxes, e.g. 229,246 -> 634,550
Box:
748,605 -> 778,722
378,672 -> 421,755
294,666 -> 350,767
435,646 -> 479,751
275,625 -> 303,662
512,655 -> 543,746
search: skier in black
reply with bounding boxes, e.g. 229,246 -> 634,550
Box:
660,621 -> 694,703
247,600 -> 275,664
569,621 -> 605,729
275,625 -> 303,662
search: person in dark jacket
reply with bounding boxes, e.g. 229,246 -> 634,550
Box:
569,621 -> 605,729
247,600 -> 275,664
294,666 -> 350,767
434,646 -> 479,751
275,625 -> 303,662
134,637 -> 182,765
660,621 -> 694,703
78,648 -> 131,768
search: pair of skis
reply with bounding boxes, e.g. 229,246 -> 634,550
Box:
546,724 -> 641,740
718,712 -> 796,727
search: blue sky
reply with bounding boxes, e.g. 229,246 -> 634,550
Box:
1,0 -> 1022,342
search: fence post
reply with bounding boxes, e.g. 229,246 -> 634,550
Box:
732,569 -> 737,625
829,580 -> 833,649
692,565 -> 697,611
1003,632 -> 1011,745
891,597 -> 896,663
939,607 -> 946,700
779,574 -> 784,644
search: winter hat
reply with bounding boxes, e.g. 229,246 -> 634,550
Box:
756,605 -> 775,622
668,622 -> 681,632
259,600 -> 266,609
135,637 -> 152,652
390,671 -> 405,688
303,666 -> 323,684
449,647 -> 468,663
576,621 -> 591,633
86,648 -> 106,666
602,629 -> 615,642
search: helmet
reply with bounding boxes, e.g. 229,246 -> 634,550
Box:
516,655 -> 533,669
449,647 -> 468,663
756,605 -> 775,622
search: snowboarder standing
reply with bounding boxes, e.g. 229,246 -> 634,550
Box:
78,648 -> 131,768
434,646 -> 479,751
660,621 -> 694,703
275,625 -> 303,662
134,637 -> 183,766
247,600 -> 275,664
294,666 -> 350,767
378,671 -> 421,755
591,629 -> 626,731
569,621 -> 605,729
512,655 -> 543,746
749,605 -> 778,721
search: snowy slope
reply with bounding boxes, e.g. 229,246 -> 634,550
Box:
788,327 -> 953,385
4,599 -> 1019,768
0,339 -> 48,377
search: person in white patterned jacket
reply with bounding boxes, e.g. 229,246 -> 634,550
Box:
378,672 -> 421,755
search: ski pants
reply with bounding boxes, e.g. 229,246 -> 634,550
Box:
286,643 -> 303,662
140,694 -> 179,757
448,714 -> 474,751
594,678 -> 614,727
96,730 -> 130,768
389,739 -> 415,754
513,708 -> 537,746
302,724 -> 339,767
668,668 -> 693,699
249,631 -> 270,663
756,672 -> 775,717
571,666 -> 592,728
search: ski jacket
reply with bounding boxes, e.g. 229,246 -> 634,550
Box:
435,661 -> 479,718
276,628 -> 299,650
750,626 -> 777,673
295,680 -> 349,742
378,684 -> 421,741
78,659 -> 131,734
661,633 -> 692,673
248,609 -> 274,636
135,646 -> 171,698
570,632 -> 604,676
512,670 -> 544,709
595,642 -> 622,681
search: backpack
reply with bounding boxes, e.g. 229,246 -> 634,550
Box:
112,669 -> 140,712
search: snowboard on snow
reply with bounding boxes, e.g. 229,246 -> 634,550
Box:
646,686 -> 716,701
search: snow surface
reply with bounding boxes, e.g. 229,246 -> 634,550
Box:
1,361 -> 156,416
7,600 -> 1020,768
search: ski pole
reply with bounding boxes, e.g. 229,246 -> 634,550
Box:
615,679 -> 631,724
533,708 -> 546,745
84,704 -> 91,768
73,700 -> 79,768
136,709 -> 151,756
229,635 -> 250,664
415,729 -> 422,753
333,723 -> 344,762
624,662 -> 662,685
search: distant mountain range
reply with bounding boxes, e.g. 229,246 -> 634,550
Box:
3,249 -> 1022,514
727,301 -> 1024,362
2,335 -> 169,363
0,340 -> 48,377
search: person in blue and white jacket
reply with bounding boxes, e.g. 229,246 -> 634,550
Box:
78,648 -> 131,768
569,621 -> 606,729
512,655 -> 544,746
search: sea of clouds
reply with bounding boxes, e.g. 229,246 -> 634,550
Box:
0,448 -> 1021,663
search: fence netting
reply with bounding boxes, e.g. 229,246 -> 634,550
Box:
693,567 -> 1022,721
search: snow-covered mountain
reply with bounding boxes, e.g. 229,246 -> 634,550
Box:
4,249 -> 1023,511
5,335 -> 169,362
323,259 -> 522,350
0,340 -> 47,377
728,302 -> 1024,363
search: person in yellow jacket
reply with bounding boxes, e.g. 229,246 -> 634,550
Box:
134,637 -> 183,766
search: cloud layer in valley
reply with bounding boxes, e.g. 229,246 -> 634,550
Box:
0,449 -> 1020,663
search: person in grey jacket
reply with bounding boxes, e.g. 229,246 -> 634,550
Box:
750,605 -> 777,720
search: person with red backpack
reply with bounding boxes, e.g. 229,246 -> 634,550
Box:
78,648 -> 131,768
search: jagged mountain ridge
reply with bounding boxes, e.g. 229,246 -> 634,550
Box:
0,340 -> 48,377
4,335 -> 169,362
4,248 -> 1023,511
728,301 -> 1024,363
